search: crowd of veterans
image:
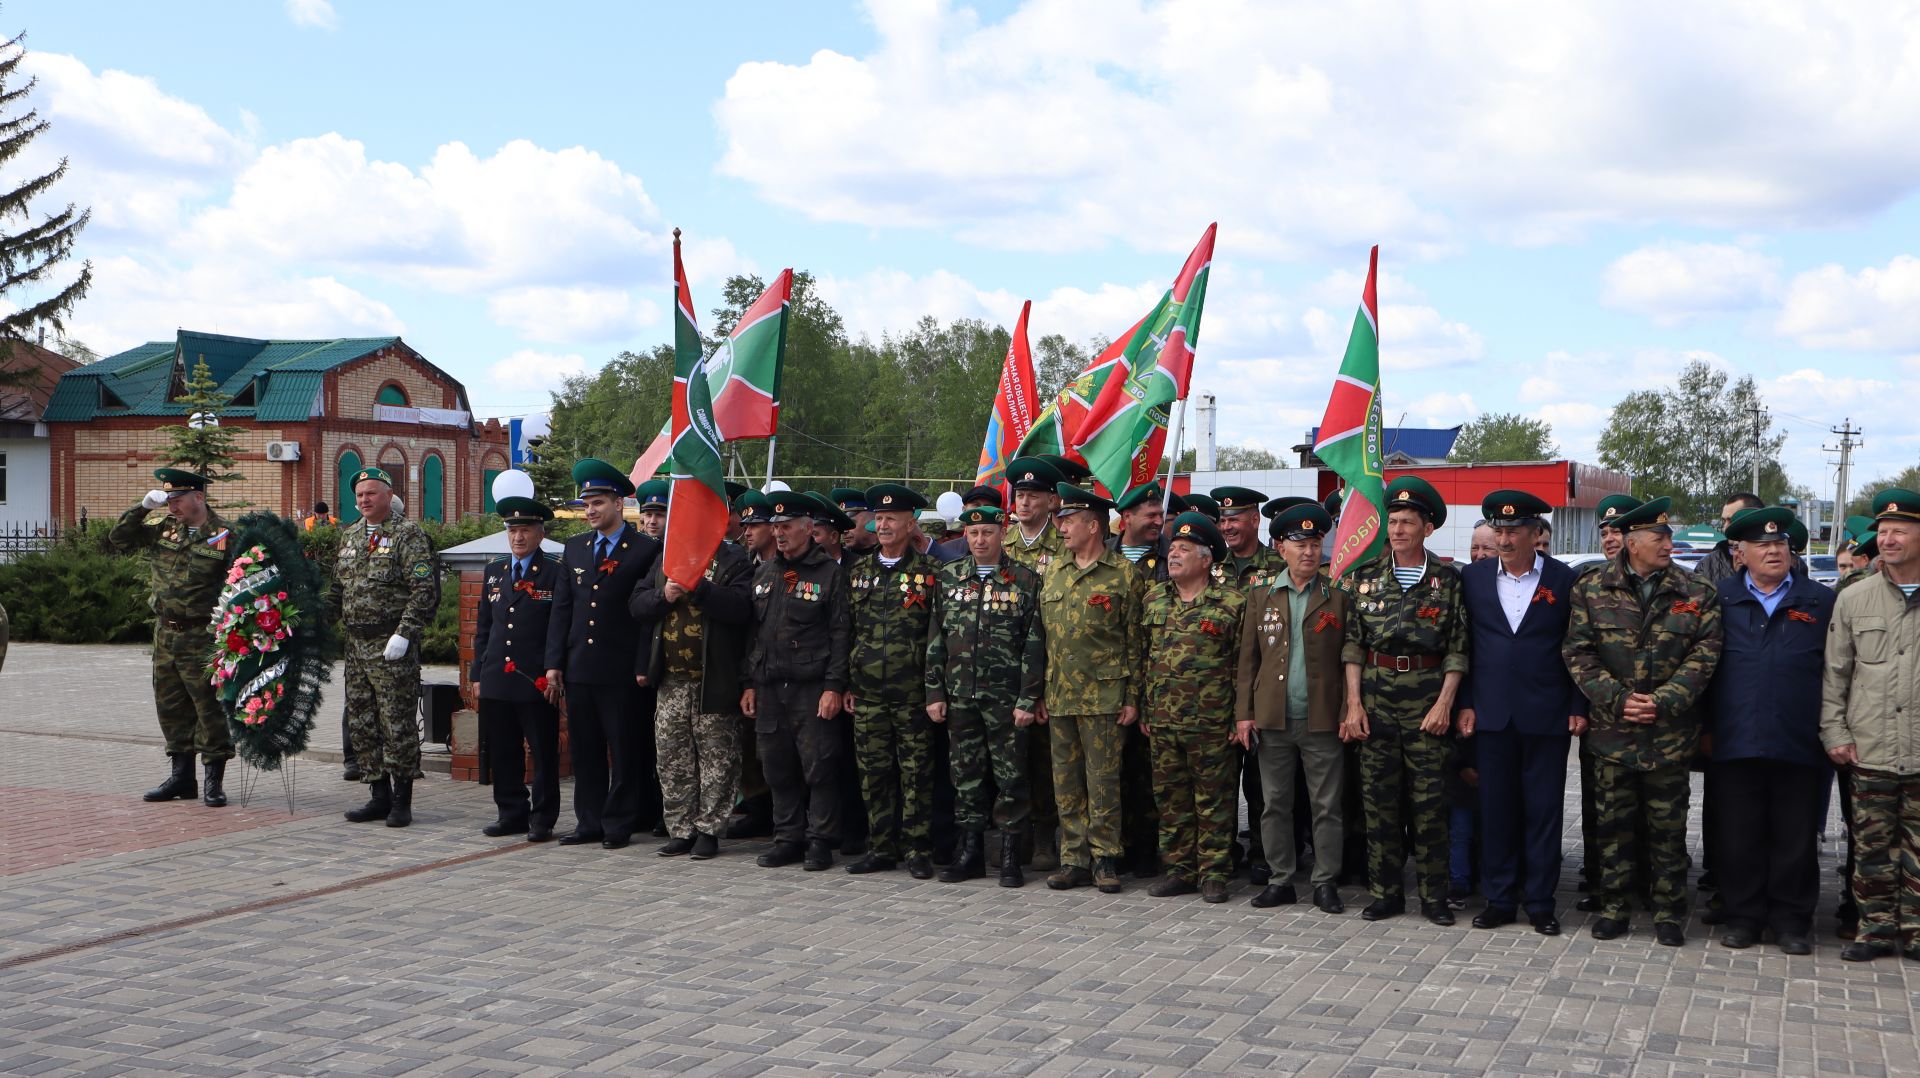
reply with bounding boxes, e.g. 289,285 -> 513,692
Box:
114,456 -> 1920,960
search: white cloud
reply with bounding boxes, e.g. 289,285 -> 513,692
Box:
487,287 -> 662,343
717,0 -> 1920,257
1602,241 -> 1781,324
1776,256 -> 1920,350
286,0 -> 338,31
483,350 -> 589,404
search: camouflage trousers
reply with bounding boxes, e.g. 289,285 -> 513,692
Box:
1150,724 -> 1237,884
1357,697 -> 1451,902
152,623 -> 232,761
343,632 -> 421,782
1846,767 -> 1920,944
946,701 -> 1030,833
655,679 -> 741,840
1593,759 -> 1691,923
853,702 -> 936,860
1050,712 -> 1125,869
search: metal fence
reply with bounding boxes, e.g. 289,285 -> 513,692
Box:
0,519 -> 64,561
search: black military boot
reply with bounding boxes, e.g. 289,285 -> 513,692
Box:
998,832 -> 1024,888
201,759 -> 228,808
939,831 -> 986,883
143,754 -> 197,802
344,777 -> 391,823
385,776 -> 414,828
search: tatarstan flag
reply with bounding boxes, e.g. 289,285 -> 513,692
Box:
976,300 -> 1040,488
1012,312 -> 1145,462
662,232 -> 729,591
1312,245 -> 1386,580
1072,223 -> 1215,497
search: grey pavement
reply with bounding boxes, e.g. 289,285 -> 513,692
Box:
1,641 -> 1917,1076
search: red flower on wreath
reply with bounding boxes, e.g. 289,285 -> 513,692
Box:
1088,593 -> 1113,611
226,631 -> 248,653
256,608 -> 282,633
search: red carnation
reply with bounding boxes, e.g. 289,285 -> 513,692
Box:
257,609 -> 282,633
503,659 -> 517,673
226,632 -> 247,652
534,676 -> 549,692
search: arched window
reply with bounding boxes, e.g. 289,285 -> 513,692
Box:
421,453 -> 445,522
377,383 -> 409,408
336,449 -> 364,524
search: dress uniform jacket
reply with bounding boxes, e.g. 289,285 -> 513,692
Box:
472,551 -> 560,701
545,523 -> 661,684
1237,570 -> 1350,733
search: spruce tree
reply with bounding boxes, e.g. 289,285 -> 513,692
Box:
157,358 -> 243,485
0,27 -> 92,388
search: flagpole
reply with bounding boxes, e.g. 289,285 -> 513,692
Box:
764,436 -> 778,489
1160,396 -> 1189,512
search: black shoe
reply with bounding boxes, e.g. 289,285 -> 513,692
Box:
557,829 -> 602,846
1841,940 -> 1892,962
803,839 -> 834,871
385,776 -> 413,828
1904,943 -> 1920,963
1046,866 -> 1092,890
1719,926 -> 1758,949
344,778 -> 391,823
1590,917 -> 1629,941
342,761 -> 364,782
144,754 -> 197,802
1314,884 -> 1344,914
484,819 -> 529,838
840,838 -> 868,858
651,823 -> 669,838
1575,895 -> 1600,912
1699,897 -> 1727,926
907,855 -> 935,880
846,854 -> 897,874
1149,875 -> 1198,898
1093,857 -> 1123,894
1361,896 -> 1405,921
1249,883 -> 1297,908
938,833 -> 986,883
689,832 -> 719,860
724,814 -> 773,839
756,841 -> 804,868
1697,870 -> 1717,891
998,832 -> 1025,888
1777,933 -> 1812,956
1201,880 -> 1229,903
528,824 -> 554,842
657,836 -> 695,856
1472,906 -> 1517,930
1246,862 -> 1272,886
1422,900 -> 1455,927
1530,914 -> 1561,936
599,835 -> 630,850
200,759 -> 228,808
1654,922 -> 1686,947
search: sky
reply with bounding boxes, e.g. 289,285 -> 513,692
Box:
10,0 -> 1920,497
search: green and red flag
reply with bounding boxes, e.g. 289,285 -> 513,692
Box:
710,268 -> 791,440
1012,312 -> 1145,462
662,232 -> 729,591
1312,245 -> 1386,580
1071,223 -> 1215,496
975,300 -> 1040,489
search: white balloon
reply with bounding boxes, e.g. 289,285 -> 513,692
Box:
491,468 -> 535,504
763,480 -> 791,493
935,491 -> 965,519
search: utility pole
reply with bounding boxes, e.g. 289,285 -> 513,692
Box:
1745,402 -> 1768,495
1826,419 -> 1862,554
903,434 -> 912,483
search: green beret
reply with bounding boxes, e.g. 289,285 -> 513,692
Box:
1596,494 -> 1641,530
1272,502 -> 1334,542
1725,505 -> 1793,543
735,490 -> 771,522
763,491 -> 814,523
1481,488 -> 1552,528
1115,482 -> 1163,512
865,483 -> 928,513
957,505 -> 1004,527
635,478 -> 670,509
571,457 -> 635,498
1209,486 -> 1267,515
1054,482 -> 1114,517
1872,488 -> 1920,524
153,467 -> 209,495
1181,493 -> 1222,521
803,491 -> 856,531
830,486 -> 870,512
1005,457 -> 1064,492
347,466 -> 392,491
1614,496 -> 1674,534
1041,454 -> 1092,484
1166,511 -> 1227,560
496,496 -> 553,525
1384,476 -> 1446,526
1787,516 -> 1809,554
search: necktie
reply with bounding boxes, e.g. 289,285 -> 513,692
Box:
597,537 -> 610,564
512,561 -> 523,585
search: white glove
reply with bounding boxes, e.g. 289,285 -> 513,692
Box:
143,490 -> 169,510
383,634 -> 410,661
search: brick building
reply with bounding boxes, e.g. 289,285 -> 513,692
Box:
44,331 -> 511,525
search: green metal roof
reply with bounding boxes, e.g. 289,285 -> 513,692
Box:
43,331 -> 402,422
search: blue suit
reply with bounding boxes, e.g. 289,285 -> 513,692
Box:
1460,554 -> 1587,915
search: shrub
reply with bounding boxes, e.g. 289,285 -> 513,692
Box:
0,546 -> 153,643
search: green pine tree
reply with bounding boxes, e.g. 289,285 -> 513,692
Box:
157,358 -> 244,488
0,26 -> 92,389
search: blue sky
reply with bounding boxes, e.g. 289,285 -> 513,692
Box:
12,0 -> 1920,494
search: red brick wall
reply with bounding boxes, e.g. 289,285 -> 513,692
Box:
449,567 -> 572,782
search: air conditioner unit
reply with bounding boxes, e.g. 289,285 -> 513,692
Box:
265,441 -> 302,462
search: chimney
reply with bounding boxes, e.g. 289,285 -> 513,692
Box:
36,326 -> 45,346
1196,394 -> 1218,471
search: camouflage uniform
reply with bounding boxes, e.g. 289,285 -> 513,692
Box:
848,548 -> 940,861
331,512 -> 439,781
1141,579 -> 1245,884
1339,553 -> 1470,902
107,503 -> 235,761
1564,557 -> 1722,924
1007,521 -> 1067,845
1039,549 -> 1146,869
925,557 -> 1046,833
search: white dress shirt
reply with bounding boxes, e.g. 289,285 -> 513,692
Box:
1494,552 -> 1544,633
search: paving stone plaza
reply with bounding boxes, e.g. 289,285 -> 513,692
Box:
2,642 -> 1916,1076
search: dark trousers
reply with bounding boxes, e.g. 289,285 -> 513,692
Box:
633,685 -> 662,831
1710,757 -> 1825,935
481,695 -> 560,829
566,680 -> 642,840
755,680 -> 844,846
1476,728 -> 1571,916
1240,746 -> 1264,859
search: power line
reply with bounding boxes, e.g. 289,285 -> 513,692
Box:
1824,418 -> 1862,555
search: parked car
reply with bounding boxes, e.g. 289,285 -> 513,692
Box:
1806,553 -> 1840,589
